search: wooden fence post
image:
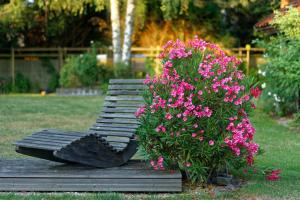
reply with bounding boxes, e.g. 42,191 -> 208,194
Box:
58,47 -> 63,70
11,48 -> 15,87
245,44 -> 251,75
155,46 -> 160,74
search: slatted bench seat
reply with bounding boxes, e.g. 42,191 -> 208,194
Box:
15,79 -> 146,168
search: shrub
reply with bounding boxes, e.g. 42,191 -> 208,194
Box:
113,62 -> 134,78
59,46 -> 102,88
59,56 -> 81,88
256,7 -> 300,115
136,38 -> 260,182
0,77 -> 12,93
13,72 -> 31,93
41,58 -> 59,92
0,73 -> 31,93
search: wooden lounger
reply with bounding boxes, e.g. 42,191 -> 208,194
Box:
15,79 -> 146,168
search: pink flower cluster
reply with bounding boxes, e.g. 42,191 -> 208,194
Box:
266,169 -> 281,181
135,105 -> 146,118
150,156 -> 165,170
138,37 -> 260,171
155,124 -> 166,133
225,117 -> 259,165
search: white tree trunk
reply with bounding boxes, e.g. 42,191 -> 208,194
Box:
110,0 -> 121,64
121,0 -> 135,65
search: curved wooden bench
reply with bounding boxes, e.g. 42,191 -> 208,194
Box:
15,79 -> 145,168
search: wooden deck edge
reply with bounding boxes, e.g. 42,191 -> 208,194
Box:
0,159 -> 182,192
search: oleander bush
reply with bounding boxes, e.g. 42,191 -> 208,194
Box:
136,38 -> 260,182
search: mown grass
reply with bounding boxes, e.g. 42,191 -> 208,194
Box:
0,94 -> 299,200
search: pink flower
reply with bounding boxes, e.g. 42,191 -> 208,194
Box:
135,105 -> 146,118
250,87 -> 262,99
176,113 -> 182,118
155,125 -> 166,133
199,136 -> 204,141
266,169 -> 281,181
185,162 -> 192,167
209,140 -> 214,146
150,156 -> 165,170
192,133 -> 197,138
143,74 -> 151,84
165,113 -> 173,120
164,61 -> 173,68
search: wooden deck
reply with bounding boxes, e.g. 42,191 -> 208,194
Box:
0,159 -> 182,192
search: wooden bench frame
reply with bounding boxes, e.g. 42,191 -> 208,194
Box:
15,79 -> 145,168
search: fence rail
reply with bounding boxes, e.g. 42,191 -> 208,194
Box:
0,46 -> 265,87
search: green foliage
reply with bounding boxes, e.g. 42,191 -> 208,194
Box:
60,46 -> 113,88
41,58 -> 59,92
272,6 -> 300,40
75,48 -> 99,86
59,56 -> 81,88
0,77 -> 12,93
0,73 -> 31,94
1,73 -> 32,93
256,7 -> 300,115
36,0 -> 106,15
113,62 -> 134,78
144,57 -> 156,76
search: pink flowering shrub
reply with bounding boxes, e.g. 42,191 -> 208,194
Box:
136,38 -> 260,182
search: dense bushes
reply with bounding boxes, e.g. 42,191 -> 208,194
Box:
59,46 -> 113,88
136,38 -> 260,182
0,73 -> 31,93
256,7 -> 300,115
41,59 -> 59,92
60,47 -> 99,88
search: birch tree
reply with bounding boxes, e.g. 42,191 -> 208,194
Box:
122,0 -> 135,65
110,0 -> 122,64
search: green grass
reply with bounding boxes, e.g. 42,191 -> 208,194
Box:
0,94 -> 299,200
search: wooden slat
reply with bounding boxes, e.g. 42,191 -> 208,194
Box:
109,79 -> 144,84
20,138 -> 72,145
32,132 -> 86,139
0,159 -> 148,169
103,102 -> 144,107
25,134 -> 83,142
90,126 -> 135,133
102,107 -> 138,113
15,142 -> 61,151
108,85 -> 146,90
101,113 -> 136,119
0,183 -> 181,192
35,130 -> 85,137
96,118 -> 140,125
15,140 -> 66,148
105,96 -> 144,101
107,90 -> 142,95
92,123 -> 138,129
89,130 -> 134,138
0,169 -> 180,178
104,136 -> 130,143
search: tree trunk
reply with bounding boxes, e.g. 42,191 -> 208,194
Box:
110,0 -> 121,64
122,0 -> 135,65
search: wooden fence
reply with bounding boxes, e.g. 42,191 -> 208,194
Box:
0,46 -> 265,87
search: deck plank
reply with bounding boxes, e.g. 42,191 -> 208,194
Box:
0,159 -> 182,192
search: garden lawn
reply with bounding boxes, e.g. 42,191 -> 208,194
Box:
0,95 -> 299,200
